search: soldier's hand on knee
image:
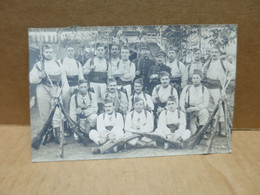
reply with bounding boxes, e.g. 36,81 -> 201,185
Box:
108,133 -> 116,142
39,71 -> 46,79
76,108 -> 82,114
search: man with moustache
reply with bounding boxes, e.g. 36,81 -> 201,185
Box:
166,46 -> 188,95
89,99 -> 124,153
129,78 -> 154,112
148,51 -> 171,94
180,69 -> 209,135
202,46 -> 235,136
186,48 -> 203,84
102,78 -> 128,116
152,71 -> 178,116
69,79 -> 98,141
133,44 -> 155,92
30,44 -> 69,144
83,43 -> 110,104
116,45 -> 136,98
108,43 -> 120,79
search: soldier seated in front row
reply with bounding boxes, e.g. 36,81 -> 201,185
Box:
124,97 -> 157,148
129,78 -> 154,112
180,69 -> 209,135
69,79 -> 98,141
152,71 -> 178,117
154,96 -> 191,149
101,77 -> 128,116
89,99 -> 124,153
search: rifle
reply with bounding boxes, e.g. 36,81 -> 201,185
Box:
59,108 -> 64,158
98,134 -> 140,154
183,102 -> 220,149
131,131 -> 183,148
32,104 -> 57,149
59,103 -> 90,146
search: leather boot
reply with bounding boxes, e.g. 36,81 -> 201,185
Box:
219,122 -> 226,137
54,127 -> 60,144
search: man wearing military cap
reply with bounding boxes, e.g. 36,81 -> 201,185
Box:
154,95 -> 191,149
129,78 -> 154,112
166,46 -> 188,95
133,44 -> 155,92
124,97 -> 156,148
148,50 -> 171,94
186,48 -> 203,84
180,69 -> 209,135
30,44 -> 70,144
152,71 -> 178,118
69,79 -> 98,141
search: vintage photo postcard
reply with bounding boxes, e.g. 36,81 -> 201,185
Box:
29,24 -> 237,162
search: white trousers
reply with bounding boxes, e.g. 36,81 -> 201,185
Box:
90,82 -> 107,103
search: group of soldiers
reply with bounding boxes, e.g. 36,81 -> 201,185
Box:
30,42 -> 235,153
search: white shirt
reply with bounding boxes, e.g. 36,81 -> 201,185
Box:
61,57 -> 84,79
158,109 -> 186,131
203,58 -> 235,86
166,59 -> 188,88
117,60 -> 136,82
125,110 -> 154,133
83,57 -> 109,75
180,84 -> 209,111
96,112 -> 124,138
29,60 -> 69,92
152,84 -> 179,105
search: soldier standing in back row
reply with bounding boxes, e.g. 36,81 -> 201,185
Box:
148,51 -> 171,94
202,46 -> 235,136
83,43 -> 110,105
133,44 -> 155,93
166,46 -> 188,95
186,48 -> 203,84
60,46 -> 84,136
30,44 -> 69,144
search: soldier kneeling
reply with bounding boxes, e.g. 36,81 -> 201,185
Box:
154,96 -> 191,149
89,99 -> 124,153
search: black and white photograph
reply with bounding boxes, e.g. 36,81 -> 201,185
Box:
29,24 -> 237,162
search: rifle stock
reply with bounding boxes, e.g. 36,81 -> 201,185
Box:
32,105 -> 57,149
183,102 -> 220,149
59,102 -> 89,146
99,134 -> 140,154
132,131 -> 182,148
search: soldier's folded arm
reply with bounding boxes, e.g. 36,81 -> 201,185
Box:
29,63 -> 43,84
82,59 -> 92,75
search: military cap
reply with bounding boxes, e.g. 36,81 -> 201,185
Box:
167,95 -> 177,103
193,48 -> 201,53
107,77 -> 117,84
159,71 -> 170,79
78,79 -> 88,86
134,96 -> 144,104
155,51 -> 166,57
42,44 -> 53,51
103,98 -> 115,105
134,78 -> 144,86
66,45 -> 75,50
193,69 -> 203,77
96,42 -> 106,49
167,46 -> 178,52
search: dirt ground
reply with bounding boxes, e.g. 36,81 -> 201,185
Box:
30,105 -> 232,163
